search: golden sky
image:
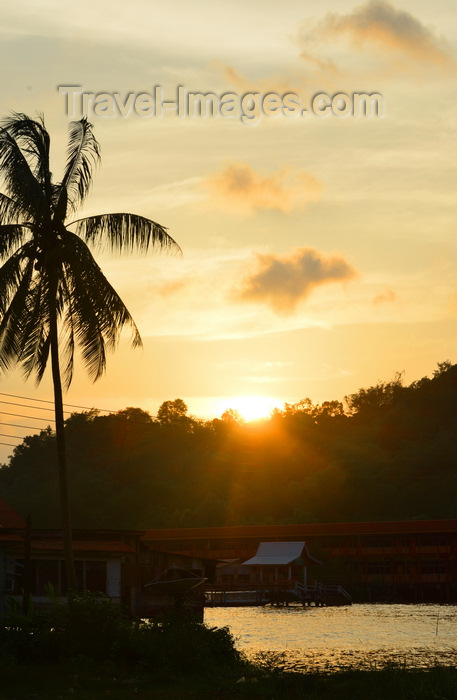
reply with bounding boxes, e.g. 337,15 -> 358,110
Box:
0,0 -> 457,456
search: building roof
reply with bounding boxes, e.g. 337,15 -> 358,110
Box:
0,497 -> 25,529
242,541 -> 321,566
0,533 -> 23,543
30,539 -> 137,554
143,518 -> 457,541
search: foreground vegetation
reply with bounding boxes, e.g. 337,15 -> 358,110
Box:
1,660 -> 457,699
2,361 -> 457,530
1,595 -> 457,699
1,593 -> 242,671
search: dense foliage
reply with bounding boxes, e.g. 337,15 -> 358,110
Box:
1,362 -> 457,528
0,592 -> 242,674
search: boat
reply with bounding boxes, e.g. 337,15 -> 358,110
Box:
144,565 -> 207,594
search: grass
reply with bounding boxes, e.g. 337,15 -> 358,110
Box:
1,663 -> 457,699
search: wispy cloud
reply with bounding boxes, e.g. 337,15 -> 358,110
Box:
373,288 -> 397,305
146,177 -> 205,210
236,247 -> 357,314
215,2 -> 455,100
300,0 -> 455,72
215,61 -> 301,94
203,162 -> 322,214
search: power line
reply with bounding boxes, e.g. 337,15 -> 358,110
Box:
0,391 -> 159,453
0,421 -> 42,431
0,433 -> 31,440
0,411 -> 54,422
0,399 -> 62,414
0,391 -> 115,414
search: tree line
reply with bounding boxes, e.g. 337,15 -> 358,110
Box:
1,361 -> 456,529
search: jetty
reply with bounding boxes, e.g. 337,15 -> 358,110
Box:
206,541 -> 352,607
205,580 -> 352,607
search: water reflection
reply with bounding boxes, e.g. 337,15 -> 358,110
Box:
205,603 -> 457,672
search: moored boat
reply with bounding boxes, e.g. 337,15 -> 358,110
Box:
145,565 -> 207,594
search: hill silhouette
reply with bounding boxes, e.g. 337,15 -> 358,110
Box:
1,362 -> 456,529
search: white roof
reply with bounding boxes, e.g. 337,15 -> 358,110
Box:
242,541 -> 320,566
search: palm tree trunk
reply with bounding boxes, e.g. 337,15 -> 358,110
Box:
49,300 -> 78,592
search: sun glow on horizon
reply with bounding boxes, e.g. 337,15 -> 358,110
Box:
218,395 -> 283,422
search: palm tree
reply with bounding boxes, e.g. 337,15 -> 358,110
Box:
0,114 -> 180,591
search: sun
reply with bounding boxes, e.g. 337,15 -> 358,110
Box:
222,396 -> 282,422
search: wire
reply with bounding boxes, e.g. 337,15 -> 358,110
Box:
0,421 -> 42,431
0,391 -> 159,454
0,411 -> 53,422
0,391 -> 115,414
0,399 -> 60,414
0,433 -> 31,440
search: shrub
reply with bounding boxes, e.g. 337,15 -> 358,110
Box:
0,593 -> 244,676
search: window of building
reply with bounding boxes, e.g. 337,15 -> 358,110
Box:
84,561 -> 107,593
35,560 -> 60,595
30,559 -> 108,595
75,561 -> 107,593
363,537 -> 392,548
418,534 -> 448,547
366,561 -> 393,575
420,562 -> 447,575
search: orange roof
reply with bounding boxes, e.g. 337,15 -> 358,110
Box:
0,533 -> 23,543
30,540 -> 136,554
0,497 -> 25,529
143,519 -> 457,541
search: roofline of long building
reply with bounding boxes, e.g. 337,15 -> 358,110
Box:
142,519 -> 457,541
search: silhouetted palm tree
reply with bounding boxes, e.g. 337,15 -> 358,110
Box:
0,114 -> 180,590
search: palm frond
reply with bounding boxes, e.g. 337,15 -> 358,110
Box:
1,113 -> 51,192
0,114 -> 181,392
54,270 -> 78,390
68,212 -> 181,255
0,255 -> 35,372
0,223 -> 32,260
20,277 -> 52,384
57,231 -> 142,384
0,193 -> 32,225
57,118 -> 100,216
63,278 -> 107,385
0,121 -> 46,222
0,243 -> 34,314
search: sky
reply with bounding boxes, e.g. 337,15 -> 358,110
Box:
0,0 -> 457,458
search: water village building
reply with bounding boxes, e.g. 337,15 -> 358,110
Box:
2,494 -> 457,607
0,497 -> 25,619
0,498 -> 215,617
143,519 -> 457,602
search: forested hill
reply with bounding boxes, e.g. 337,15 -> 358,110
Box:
1,362 -> 457,530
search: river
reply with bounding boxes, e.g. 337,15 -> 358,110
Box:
204,603 -> 457,672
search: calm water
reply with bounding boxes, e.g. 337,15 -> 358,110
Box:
204,604 -> 457,672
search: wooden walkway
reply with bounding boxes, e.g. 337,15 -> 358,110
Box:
205,580 -> 352,607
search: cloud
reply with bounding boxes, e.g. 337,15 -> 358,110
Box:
203,163 -> 322,214
218,64 -> 254,92
236,247 -> 357,314
296,50 -> 341,78
215,3 -> 455,101
215,61 -> 301,94
159,278 -> 189,297
302,1 -> 455,70
373,288 -> 397,305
